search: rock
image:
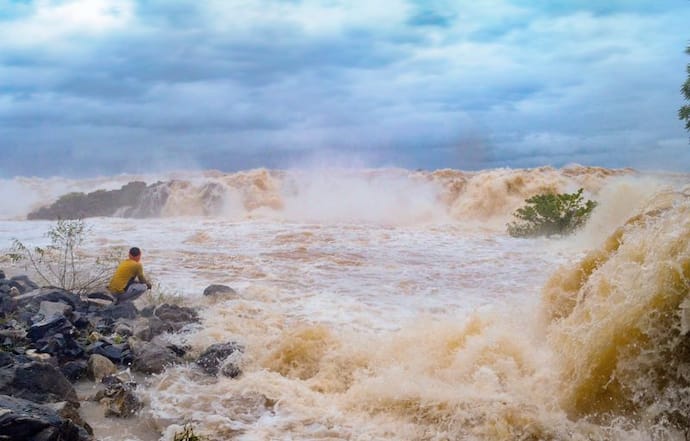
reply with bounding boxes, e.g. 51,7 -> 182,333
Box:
0,270 -> 5,279
196,342 -> 244,377
0,394 -> 92,441
86,291 -> 115,302
0,291 -> 17,316
37,332 -> 85,361
15,287 -> 84,312
129,340 -> 182,374
99,302 -> 138,321
38,300 -> 73,320
88,342 -> 132,365
154,304 -> 199,332
87,354 -> 117,382
203,284 -> 238,298
0,360 -> 79,404
93,379 -> 142,418
113,320 -> 134,338
27,181 -> 171,220
61,360 -> 88,382
9,275 -> 39,294
27,315 -> 73,342
46,401 -> 94,436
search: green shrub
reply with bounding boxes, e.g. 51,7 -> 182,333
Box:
507,188 -> 597,238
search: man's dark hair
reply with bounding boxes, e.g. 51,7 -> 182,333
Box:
129,247 -> 141,257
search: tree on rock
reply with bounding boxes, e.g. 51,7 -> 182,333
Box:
507,188 -> 597,238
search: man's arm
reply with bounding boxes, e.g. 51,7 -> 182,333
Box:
136,264 -> 152,289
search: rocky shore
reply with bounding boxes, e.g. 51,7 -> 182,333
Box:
0,271 -> 242,440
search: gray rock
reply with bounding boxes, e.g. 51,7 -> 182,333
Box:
0,270 -> 5,279
153,304 -> 199,332
0,394 -> 92,441
9,275 -> 39,294
61,360 -> 88,382
15,287 -> 84,312
46,401 -> 94,436
93,379 -> 142,418
203,284 -> 238,298
196,342 -> 244,377
0,360 -> 79,405
87,354 -> 117,382
38,300 -> 73,320
0,292 -> 17,316
130,340 -> 182,374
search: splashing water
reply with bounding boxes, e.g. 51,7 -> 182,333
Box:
1,166 -> 689,441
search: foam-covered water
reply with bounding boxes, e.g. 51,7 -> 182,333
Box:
1,166 -> 689,440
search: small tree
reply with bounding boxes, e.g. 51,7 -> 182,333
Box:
507,188 -> 597,238
7,219 -> 122,294
680,44 -> 690,132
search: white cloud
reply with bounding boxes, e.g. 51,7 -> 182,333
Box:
0,0 -> 134,48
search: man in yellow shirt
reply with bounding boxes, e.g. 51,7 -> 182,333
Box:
108,247 -> 152,303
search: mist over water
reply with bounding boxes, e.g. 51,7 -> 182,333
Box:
1,166 -> 689,440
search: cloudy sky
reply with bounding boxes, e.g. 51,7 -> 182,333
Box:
1,0 -> 689,177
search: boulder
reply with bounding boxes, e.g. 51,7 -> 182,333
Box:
61,360 -> 88,382
87,342 -> 132,365
87,354 -> 117,382
93,378 -> 142,418
202,284 -> 238,298
196,342 -> 244,377
113,320 -> 134,338
38,300 -> 73,320
46,401 -> 94,436
0,292 -> 17,316
153,304 -> 199,332
9,275 -> 39,294
27,315 -> 73,342
0,394 -> 92,441
0,360 -> 79,404
129,340 -> 182,374
15,287 -> 84,312
99,302 -> 138,321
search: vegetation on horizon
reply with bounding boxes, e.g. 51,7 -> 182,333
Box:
681,44 -> 690,132
507,188 -> 597,238
6,219 -> 123,294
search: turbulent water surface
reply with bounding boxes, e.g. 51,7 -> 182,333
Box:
1,166 -> 690,441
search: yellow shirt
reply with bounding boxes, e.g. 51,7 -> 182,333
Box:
108,259 -> 147,293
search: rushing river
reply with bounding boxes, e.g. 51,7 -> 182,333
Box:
1,166 -> 689,440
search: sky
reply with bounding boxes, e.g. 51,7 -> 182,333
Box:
0,0 -> 689,177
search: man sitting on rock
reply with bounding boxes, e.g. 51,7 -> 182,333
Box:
108,247 -> 152,303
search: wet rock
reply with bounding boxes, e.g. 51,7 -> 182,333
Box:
99,302 -> 138,321
0,270 -> 5,279
196,342 -> 244,377
0,360 -> 79,405
46,400 -> 94,436
9,275 -> 39,294
129,340 -> 182,374
87,341 -> 132,365
93,378 -> 142,418
15,287 -> 84,313
87,354 -> 117,382
113,320 -> 134,338
37,332 -> 85,361
27,315 -> 73,342
154,303 -> 199,331
61,360 -> 88,382
203,284 -> 238,298
0,291 -> 17,316
38,300 -> 73,320
0,394 -> 92,441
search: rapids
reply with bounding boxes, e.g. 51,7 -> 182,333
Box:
1,166 -> 689,440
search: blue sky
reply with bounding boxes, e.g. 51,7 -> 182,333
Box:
0,0 -> 689,177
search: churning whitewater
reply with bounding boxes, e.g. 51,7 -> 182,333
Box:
1,166 -> 689,441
